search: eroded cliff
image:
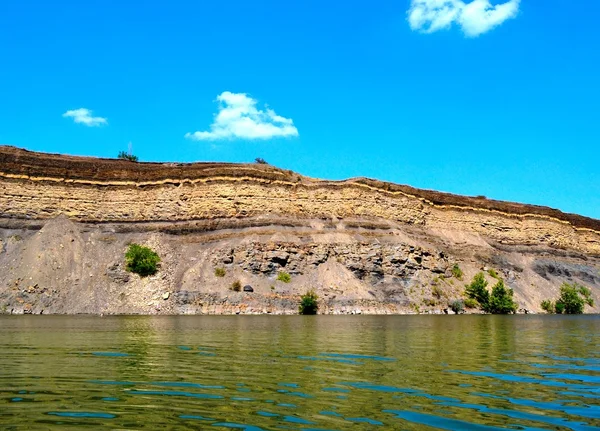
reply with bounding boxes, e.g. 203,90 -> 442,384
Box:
1,146 -> 599,315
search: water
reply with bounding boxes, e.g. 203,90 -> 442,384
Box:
1,315 -> 599,430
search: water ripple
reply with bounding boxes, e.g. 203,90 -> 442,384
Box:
1,315 -> 599,430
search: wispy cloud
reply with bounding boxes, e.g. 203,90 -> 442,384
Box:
63,108 -> 107,126
408,0 -> 520,37
185,92 -> 299,141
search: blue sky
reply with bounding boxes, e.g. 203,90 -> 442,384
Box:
1,1 -> 599,218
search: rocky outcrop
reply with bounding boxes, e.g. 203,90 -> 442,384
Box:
0,146 -> 599,315
212,242 -> 448,282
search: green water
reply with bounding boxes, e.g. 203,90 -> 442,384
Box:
0,315 -> 598,430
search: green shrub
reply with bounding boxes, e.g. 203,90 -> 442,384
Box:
215,267 -> 226,277
125,244 -> 160,277
465,273 -> 489,310
254,157 -> 268,164
557,283 -> 587,314
231,280 -> 242,292
277,272 -> 291,283
487,268 -> 500,279
451,264 -> 463,280
540,283 -> 593,315
464,298 -> 478,308
487,280 -> 517,314
540,299 -> 554,314
118,151 -> 139,162
299,290 -> 318,315
450,300 -> 464,314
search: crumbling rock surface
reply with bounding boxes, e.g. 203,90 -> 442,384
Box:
212,242 -> 448,281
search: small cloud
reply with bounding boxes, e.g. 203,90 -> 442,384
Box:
185,92 -> 299,141
63,108 -> 107,127
408,0 -> 520,37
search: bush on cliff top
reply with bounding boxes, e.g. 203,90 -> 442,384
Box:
125,244 -> 160,277
118,151 -> 139,162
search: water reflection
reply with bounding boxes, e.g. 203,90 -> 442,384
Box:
0,315 -> 598,430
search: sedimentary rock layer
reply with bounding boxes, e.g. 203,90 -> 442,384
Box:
1,146 -> 599,316
1,146 -> 599,255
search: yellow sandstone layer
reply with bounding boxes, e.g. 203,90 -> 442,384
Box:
1,146 -> 599,255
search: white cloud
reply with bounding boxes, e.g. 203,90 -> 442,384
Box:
408,0 -> 520,37
185,92 -> 299,141
62,108 -> 107,126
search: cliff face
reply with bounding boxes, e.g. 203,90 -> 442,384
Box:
0,146 -> 599,315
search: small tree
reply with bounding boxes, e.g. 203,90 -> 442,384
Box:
465,273 -> 489,310
118,151 -> 139,162
125,244 -> 160,276
556,283 -> 588,314
299,290 -> 318,315
540,282 -> 593,314
254,157 -> 268,164
488,280 -> 517,314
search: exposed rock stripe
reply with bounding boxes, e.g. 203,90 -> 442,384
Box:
1,146 -> 599,255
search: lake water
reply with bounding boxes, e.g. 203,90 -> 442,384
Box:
0,315 -> 599,430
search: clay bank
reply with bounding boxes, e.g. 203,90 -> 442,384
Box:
0,146 -> 599,315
